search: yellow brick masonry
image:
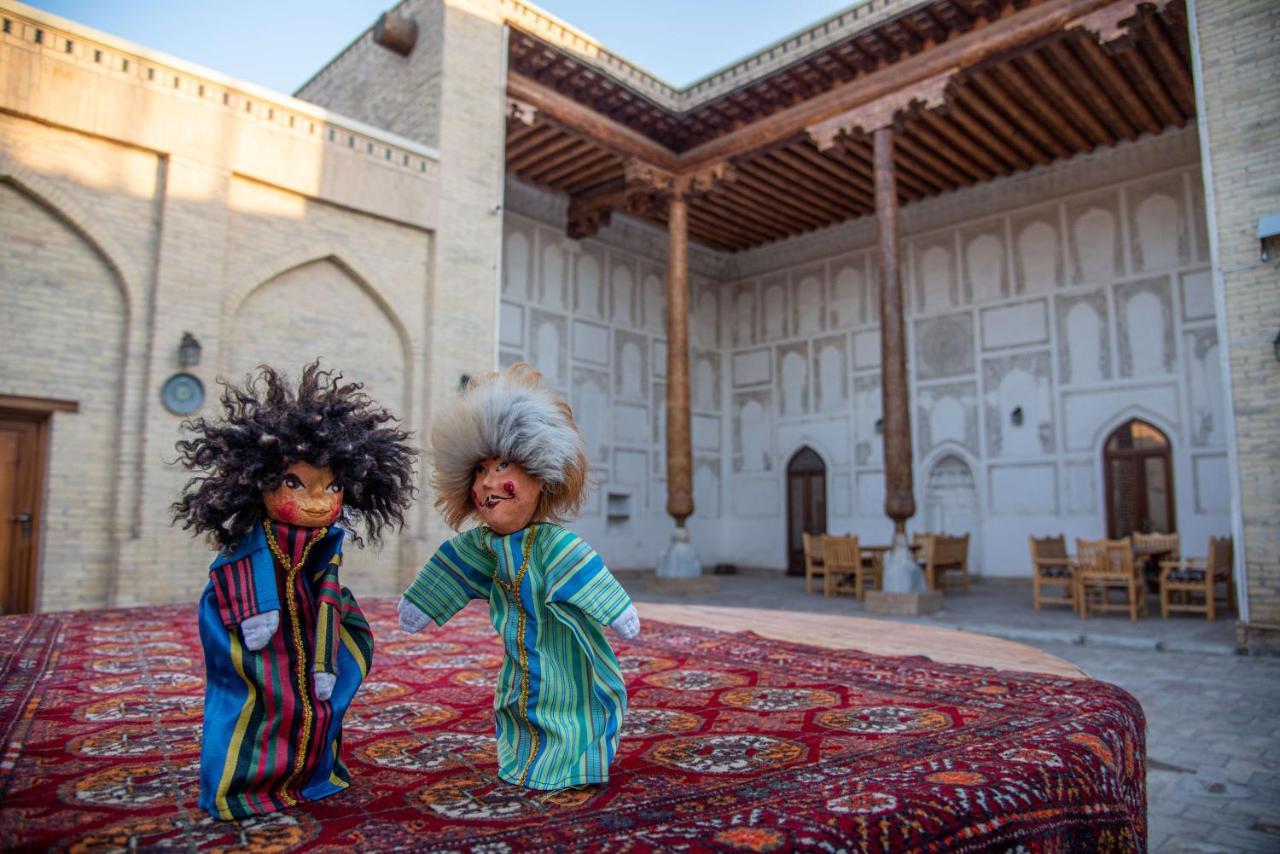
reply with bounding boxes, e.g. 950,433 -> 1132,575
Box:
0,1 -> 450,609
1192,0 -> 1280,652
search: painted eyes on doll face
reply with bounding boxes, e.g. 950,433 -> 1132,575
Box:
264,462 -> 344,528
281,473 -> 342,494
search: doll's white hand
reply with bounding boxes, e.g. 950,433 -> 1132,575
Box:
609,604 -> 640,639
397,597 -> 432,634
314,671 -> 336,701
240,610 -> 280,651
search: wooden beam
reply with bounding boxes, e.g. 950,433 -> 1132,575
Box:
894,128 -> 974,188
721,174 -> 831,230
509,134 -> 583,175
1072,33 -> 1162,136
1116,43 -> 1183,128
507,71 -> 680,171
806,68 -> 956,150
950,83 -> 1044,168
1045,40 -> 1138,142
738,160 -> 864,221
916,108 -> 1007,178
784,144 -> 876,204
995,60 -> 1091,151
1020,50 -> 1116,147
947,100 -> 1034,171
754,154 -> 871,218
969,72 -> 1069,160
538,148 -> 615,187
1140,12 -> 1196,118
675,0 -> 1139,171
689,198 -> 776,244
901,117 -> 988,181
563,159 -> 625,192
505,124 -> 561,163
686,206 -> 759,249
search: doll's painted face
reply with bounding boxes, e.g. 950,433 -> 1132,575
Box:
472,457 -> 540,536
263,461 -> 344,528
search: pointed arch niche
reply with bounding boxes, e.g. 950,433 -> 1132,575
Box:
1103,419 -> 1175,538
785,446 -> 827,575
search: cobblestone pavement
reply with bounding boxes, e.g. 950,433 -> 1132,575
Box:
628,572 -> 1280,853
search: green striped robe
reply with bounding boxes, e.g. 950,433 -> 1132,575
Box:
404,523 -> 631,789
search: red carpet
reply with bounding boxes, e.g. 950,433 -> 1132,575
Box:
0,599 -> 1144,852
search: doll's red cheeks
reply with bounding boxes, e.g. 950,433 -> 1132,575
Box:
502,481 -> 516,496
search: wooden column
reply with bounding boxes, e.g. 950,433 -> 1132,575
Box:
665,189 -> 694,528
874,126 -> 920,591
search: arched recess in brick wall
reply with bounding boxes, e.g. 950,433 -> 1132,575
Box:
0,175 -> 130,610
224,252 -> 413,597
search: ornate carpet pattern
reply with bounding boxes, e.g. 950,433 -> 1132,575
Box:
0,600 -> 1145,852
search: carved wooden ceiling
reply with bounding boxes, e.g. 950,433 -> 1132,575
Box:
504,0 -> 1193,252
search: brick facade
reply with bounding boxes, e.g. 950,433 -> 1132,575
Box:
1191,0 -> 1280,652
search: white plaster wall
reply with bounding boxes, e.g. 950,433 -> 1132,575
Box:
502,129 -> 1227,577
498,203 -> 725,569
719,131 -> 1225,576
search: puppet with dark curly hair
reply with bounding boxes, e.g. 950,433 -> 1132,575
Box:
173,361 -> 415,820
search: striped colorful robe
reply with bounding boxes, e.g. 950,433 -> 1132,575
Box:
404,523 -> 631,790
197,521 -> 373,820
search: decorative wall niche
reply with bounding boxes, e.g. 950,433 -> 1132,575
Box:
761,275 -> 788,341
574,246 -> 605,319
983,351 -> 1054,457
960,221 -> 1008,305
916,380 -> 979,457
1126,174 -> 1189,273
502,223 -> 532,299
776,341 -> 810,417
733,389 -> 773,473
1067,191 -> 1124,285
692,349 -> 722,412
732,281 -> 757,347
538,231 -> 568,309
853,374 -> 882,468
912,234 -> 957,315
613,329 -> 649,400
529,309 -> 568,388
1055,290 -> 1112,385
792,268 -> 825,337
1011,207 -> 1063,294
572,366 -> 610,463
1115,277 -> 1175,378
1184,327 -> 1224,448
610,257 -> 637,328
812,335 -> 848,414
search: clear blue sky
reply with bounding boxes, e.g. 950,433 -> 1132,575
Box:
27,1 -> 858,93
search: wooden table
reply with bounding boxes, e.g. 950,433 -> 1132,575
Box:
637,602 -> 1085,679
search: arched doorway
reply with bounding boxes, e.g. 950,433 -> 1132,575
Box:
924,454 -> 980,571
786,447 -> 827,575
1103,419 -> 1175,538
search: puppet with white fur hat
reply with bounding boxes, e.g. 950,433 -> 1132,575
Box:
398,363 -> 639,790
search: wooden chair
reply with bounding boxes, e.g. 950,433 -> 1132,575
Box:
1159,536 -> 1234,620
821,535 -> 879,599
801,532 -> 825,594
1132,531 -> 1180,591
919,533 -> 970,592
1029,534 -> 1075,612
1075,537 -> 1145,621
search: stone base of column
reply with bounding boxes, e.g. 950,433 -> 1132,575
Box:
881,534 -> 925,593
657,526 -> 702,579
865,589 -> 943,616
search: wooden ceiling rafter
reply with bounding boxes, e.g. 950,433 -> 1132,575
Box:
505,0 -> 1195,253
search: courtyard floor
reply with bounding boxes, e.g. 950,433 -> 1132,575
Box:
627,571 -> 1280,853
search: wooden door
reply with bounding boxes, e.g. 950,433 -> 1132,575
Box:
1,418 -> 41,614
1104,419 -> 1176,538
786,447 -> 827,575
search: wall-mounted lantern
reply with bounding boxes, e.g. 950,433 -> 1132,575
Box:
1258,213 -> 1280,262
1010,406 -> 1024,427
1273,329 -> 1280,364
874,418 -> 884,435
178,332 -> 202,368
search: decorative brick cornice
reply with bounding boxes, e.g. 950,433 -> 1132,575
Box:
1,1 -> 440,175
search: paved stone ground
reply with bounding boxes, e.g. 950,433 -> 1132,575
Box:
628,572 -> 1280,853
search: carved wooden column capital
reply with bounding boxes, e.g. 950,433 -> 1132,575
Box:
1068,0 -> 1171,44
805,68 -> 956,150
506,97 -> 537,127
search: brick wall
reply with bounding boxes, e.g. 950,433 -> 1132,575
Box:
0,4 -> 447,609
1192,0 -> 1280,651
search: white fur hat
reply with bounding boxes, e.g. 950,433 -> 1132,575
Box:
430,364 -> 588,529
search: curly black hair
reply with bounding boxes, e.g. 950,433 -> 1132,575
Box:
172,361 -> 417,551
